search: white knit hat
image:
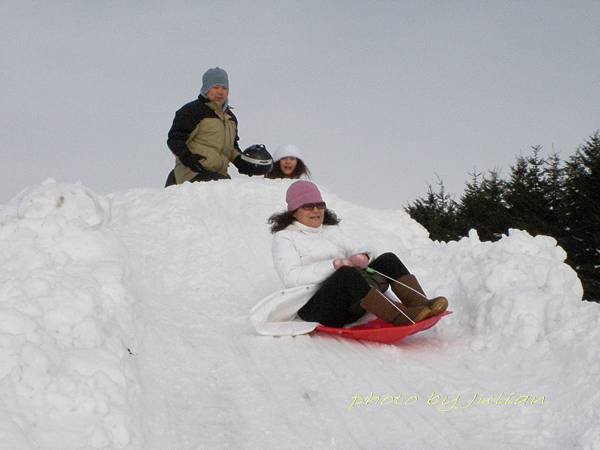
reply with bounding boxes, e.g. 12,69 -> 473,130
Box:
273,144 -> 303,162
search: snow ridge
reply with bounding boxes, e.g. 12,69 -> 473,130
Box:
0,180 -> 140,448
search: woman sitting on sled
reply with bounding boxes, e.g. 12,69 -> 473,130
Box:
250,180 -> 448,336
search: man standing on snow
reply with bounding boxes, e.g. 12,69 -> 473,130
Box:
165,67 -> 252,186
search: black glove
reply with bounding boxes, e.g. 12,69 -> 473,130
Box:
179,151 -> 207,173
180,151 -> 229,181
233,154 -> 253,176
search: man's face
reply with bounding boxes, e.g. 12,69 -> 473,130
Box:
206,85 -> 229,106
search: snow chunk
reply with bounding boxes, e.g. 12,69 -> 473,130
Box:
0,182 -> 139,449
15,179 -> 110,227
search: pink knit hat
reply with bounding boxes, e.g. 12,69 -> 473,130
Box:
286,180 -> 323,211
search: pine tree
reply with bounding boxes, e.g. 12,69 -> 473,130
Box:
405,133 -> 598,301
541,152 -> 566,241
456,170 -> 510,241
405,178 -> 460,241
505,146 -> 549,236
562,133 -> 600,302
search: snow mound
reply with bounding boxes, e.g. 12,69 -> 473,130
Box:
2,178 -> 599,449
0,180 -> 139,449
15,178 -> 110,227
414,228 -> 589,352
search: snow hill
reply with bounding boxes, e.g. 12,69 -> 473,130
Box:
1,178 -> 599,450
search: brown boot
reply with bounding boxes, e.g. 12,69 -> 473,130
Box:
360,288 -> 431,326
392,274 -> 448,317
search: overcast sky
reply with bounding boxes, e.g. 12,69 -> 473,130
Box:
1,1 -> 599,209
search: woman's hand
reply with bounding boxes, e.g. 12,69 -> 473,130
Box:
349,253 -> 369,269
333,258 -> 352,270
333,254 -> 369,270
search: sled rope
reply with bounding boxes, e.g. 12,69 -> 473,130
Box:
365,267 -> 429,300
372,282 -> 416,325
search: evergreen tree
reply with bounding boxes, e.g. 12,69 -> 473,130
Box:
405,178 -> 460,241
562,133 -> 600,301
505,146 -> 549,235
456,170 -> 510,241
541,152 -> 566,240
405,132 -> 598,302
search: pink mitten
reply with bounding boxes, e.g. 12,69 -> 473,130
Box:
349,253 -> 369,269
333,258 -> 352,270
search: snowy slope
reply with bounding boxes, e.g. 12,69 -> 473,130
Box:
1,179 -> 599,450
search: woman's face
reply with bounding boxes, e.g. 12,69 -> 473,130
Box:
279,157 -> 298,176
293,202 -> 326,228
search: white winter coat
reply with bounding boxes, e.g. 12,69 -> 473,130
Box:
250,222 -> 370,336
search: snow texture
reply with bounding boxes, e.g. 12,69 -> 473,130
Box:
1,178 -> 599,449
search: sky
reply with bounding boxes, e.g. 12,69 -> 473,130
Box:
1,0 -> 599,209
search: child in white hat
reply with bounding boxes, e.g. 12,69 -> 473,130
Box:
265,144 -> 311,179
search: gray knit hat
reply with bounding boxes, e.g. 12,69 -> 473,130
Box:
200,67 -> 229,95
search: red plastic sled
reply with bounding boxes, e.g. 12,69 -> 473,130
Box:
315,311 -> 452,344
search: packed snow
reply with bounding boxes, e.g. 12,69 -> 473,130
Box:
1,178 -> 598,449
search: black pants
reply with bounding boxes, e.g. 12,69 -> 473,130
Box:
164,169 -> 230,187
297,252 -> 410,327
165,169 -> 176,187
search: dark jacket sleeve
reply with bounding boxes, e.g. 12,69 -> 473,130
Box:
167,101 -> 204,158
227,109 -> 241,152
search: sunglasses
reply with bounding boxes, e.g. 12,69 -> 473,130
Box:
300,202 -> 326,211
